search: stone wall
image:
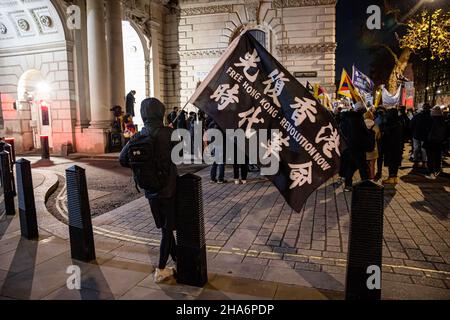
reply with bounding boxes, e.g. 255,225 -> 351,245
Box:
177,0 -> 336,109
0,45 -> 77,153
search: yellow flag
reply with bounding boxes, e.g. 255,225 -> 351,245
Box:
338,69 -> 362,102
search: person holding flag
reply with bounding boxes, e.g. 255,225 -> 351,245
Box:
187,29 -> 343,212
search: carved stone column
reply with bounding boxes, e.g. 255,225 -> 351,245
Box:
86,0 -> 110,129
106,0 -> 126,109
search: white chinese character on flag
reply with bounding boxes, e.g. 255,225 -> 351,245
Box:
315,123 -> 341,159
210,84 -> 239,110
234,49 -> 260,82
289,162 -> 313,189
261,131 -> 290,161
290,97 -> 318,126
238,107 -> 265,139
263,69 -> 290,108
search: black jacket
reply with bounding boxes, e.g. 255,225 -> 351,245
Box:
125,92 -> 136,117
339,111 -> 371,153
119,98 -> 177,200
383,109 -> 404,168
427,116 -> 448,146
410,110 -> 432,141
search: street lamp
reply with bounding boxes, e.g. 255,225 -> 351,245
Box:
423,0 -> 435,104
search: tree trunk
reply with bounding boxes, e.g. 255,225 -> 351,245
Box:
387,48 -> 412,93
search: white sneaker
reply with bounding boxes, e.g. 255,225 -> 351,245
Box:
154,267 -> 174,283
425,174 -> 436,180
234,179 -> 240,185
241,180 -> 247,184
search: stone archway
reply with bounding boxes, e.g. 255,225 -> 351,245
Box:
122,20 -> 148,129
17,69 -> 53,149
0,0 -> 75,153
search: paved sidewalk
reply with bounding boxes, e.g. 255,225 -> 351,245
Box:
59,159 -> 450,298
1,154 -> 449,299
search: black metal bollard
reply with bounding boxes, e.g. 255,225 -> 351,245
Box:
66,165 -> 96,262
175,173 -> 208,287
40,135 -> 50,159
345,180 -> 384,300
0,151 -> 15,216
3,143 -> 16,196
16,159 -> 39,239
4,138 -> 16,164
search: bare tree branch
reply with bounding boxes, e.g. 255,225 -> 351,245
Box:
375,43 -> 399,64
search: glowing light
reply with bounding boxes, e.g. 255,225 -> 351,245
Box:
36,81 -> 51,93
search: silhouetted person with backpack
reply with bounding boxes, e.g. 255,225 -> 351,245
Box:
119,98 -> 178,283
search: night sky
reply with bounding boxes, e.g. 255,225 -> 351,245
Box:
336,0 -> 384,79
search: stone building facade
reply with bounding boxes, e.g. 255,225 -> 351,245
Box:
0,0 -> 336,154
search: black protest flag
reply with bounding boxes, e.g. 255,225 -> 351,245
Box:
189,31 -> 342,212
306,81 -> 315,94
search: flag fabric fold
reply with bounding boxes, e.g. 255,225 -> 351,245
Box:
188,31 -> 342,212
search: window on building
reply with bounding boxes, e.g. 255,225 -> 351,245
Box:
249,29 -> 267,49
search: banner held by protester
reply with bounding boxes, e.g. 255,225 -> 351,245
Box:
189,31 -> 342,212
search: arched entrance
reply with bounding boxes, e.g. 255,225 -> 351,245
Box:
17,69 -> 53,149
0,0 -> 73,153
122,21 -> 147,129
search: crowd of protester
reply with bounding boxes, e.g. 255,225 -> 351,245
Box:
335,102 -> 449,191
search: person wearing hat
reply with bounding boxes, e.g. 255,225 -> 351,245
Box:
424,106 -> 448,179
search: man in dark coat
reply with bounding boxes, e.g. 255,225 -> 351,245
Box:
410,103 -> 432,168
125,90 -> 136,117
382,108 -> 404,184
205,118 -> 227,183
119,98 -> 178,283
425,106 -> 448,179
339,105 -> 371,191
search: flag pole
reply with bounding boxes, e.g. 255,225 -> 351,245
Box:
169,27 -> 249,126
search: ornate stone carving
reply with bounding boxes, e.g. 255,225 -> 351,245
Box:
273,0 -> 336,8
276,42 -> 336,55
245,0 -> 260,23
40,15 -> 52,28
0,23 -> 7,34
180,5 -> 234,16
123,0 -> 153,39
17,19 -> 30,31
179,48 -> 226,59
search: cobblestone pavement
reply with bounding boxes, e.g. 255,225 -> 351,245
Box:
53,157 -> 450,297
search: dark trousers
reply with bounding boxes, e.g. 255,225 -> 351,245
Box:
388,165 -> 399,177
427,145 -> 443,174
149,198 -> 177,269
345,151 -> 369,188
210,163 -> 225,181
159,228 -> 177,269
233,164 -> 248,180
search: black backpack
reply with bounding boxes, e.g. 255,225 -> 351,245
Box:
127,130 -> 168,193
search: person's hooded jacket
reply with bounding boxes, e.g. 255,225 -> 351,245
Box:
339,110 -> 371,153
119,98 -> 177,199
410,108 -> 432,141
